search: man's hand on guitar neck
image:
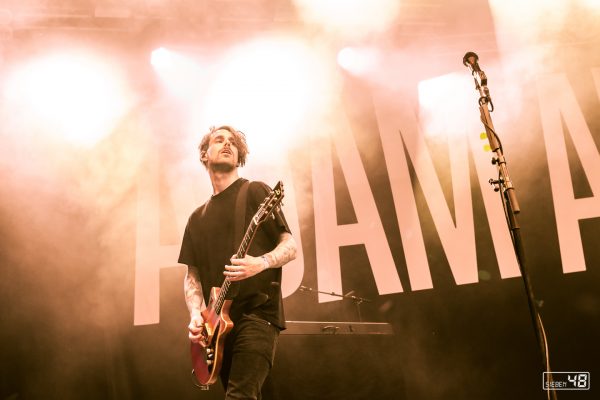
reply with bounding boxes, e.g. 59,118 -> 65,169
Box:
223,232 -> 297,282
224,254 -> 270,281
188,314 -> 207,347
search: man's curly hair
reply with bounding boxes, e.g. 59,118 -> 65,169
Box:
198,125 -> 249,168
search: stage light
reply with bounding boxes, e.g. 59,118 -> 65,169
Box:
3,51 -> 134,148
336,46 -> 379,76
337,47 -> 358,70
150,47 -> 173,70
151,47 -> 205,101
417,73 -> 474,138
198,36 -> 336,162
292,0 -> 400,38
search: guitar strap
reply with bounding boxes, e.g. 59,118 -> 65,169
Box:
228,179 -> 250,299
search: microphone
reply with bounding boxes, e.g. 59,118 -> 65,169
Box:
462,51 -> 480,70
463,51 -> 487,86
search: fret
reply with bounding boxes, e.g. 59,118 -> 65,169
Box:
237,222 -> 257,258
214,221 -> 260,313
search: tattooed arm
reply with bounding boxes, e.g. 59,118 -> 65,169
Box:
185,265 -> 205,343
263,231 -> 297,269
225,232 -> 297,281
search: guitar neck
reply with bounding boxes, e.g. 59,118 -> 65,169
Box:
215,220 -> 259,313
235,221 -> 257,259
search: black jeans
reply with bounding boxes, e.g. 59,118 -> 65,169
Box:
220,314 -> 280,400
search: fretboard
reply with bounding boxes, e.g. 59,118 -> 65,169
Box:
214,219 -> 259,314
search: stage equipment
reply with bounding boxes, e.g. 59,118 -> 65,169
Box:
290,287 -> 392,334
298,285 -> 372,322
282,320 -> 393,335
463,51 -> 557,400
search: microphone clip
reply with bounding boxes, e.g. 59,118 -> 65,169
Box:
463,51 -> 493,111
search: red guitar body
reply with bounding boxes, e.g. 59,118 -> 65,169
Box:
191,287 -> 233,385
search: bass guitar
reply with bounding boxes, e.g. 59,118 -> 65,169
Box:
191,181 -> 284,386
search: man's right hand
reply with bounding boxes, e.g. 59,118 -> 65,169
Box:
188,315 -> 206,346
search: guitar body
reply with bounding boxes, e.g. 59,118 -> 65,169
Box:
191,287 -> 233,385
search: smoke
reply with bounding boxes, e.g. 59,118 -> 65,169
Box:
489,0 -> 600,84
292,0 -> 401,40
0,30 -> 150,396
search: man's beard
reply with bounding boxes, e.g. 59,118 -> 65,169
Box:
210,161 -> 236,173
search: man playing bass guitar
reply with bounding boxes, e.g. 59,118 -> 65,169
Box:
179,125 -> 297,399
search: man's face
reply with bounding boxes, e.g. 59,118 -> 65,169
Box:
203,129 -> 239,172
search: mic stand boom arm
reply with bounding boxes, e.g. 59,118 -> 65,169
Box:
298,286 -> 372,322
463,52 -> 556,400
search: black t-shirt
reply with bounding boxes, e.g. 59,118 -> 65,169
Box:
178,178 -> 290,329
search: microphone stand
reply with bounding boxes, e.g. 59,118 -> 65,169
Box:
463,52 -> 557,400
299,286 -> 371,322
